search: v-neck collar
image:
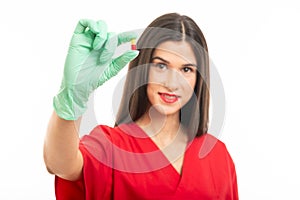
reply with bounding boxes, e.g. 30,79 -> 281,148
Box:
117,123 -> 206,194
124,123 -> 194,181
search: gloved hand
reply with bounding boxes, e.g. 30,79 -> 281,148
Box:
53,19 -> 139,120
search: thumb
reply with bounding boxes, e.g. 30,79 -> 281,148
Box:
96,50 -> 139,87
111,50 -> 139,72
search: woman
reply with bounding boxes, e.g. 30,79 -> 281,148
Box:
44,13 -> 238,199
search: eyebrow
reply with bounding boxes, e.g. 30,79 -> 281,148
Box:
151,56 -> 197,68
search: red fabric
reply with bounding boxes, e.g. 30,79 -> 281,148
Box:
55,123 -> 238,200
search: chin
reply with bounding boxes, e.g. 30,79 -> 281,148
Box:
151,104 -> 181,116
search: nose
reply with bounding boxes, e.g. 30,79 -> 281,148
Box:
164,69 -> 180,91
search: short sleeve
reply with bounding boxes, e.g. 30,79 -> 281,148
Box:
225,148 -> 239,200
55,125 -> 114,200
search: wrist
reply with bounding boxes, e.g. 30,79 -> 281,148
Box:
53,88 -> 87,120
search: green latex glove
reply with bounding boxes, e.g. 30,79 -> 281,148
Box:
53,19 -> 139,120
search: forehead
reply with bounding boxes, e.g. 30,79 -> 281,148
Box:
153,41 -> 196,64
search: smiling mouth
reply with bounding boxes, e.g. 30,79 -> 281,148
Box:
158,92 -> 179,103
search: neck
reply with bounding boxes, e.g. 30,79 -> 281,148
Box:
136,107 -> 183,145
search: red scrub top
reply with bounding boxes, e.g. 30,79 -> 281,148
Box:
55,123 -> 238,199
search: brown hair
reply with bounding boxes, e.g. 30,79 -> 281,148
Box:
115,13 -> 210,137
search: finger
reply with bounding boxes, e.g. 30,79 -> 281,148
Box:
74,19 -> 108,36
97,50 -> 138,86
74,19 -> 97,34
117,31 -> 138,46
93,20 -> 108,50
111,50 -> 139,72
98,32 -> 118,64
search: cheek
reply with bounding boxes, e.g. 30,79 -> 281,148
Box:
189,77 -> 197,90
148,68 -> 164,84
179,77 -> 196,104
147,83 -> 152,95
182,75 -> 196,93
146,83 -> 157,101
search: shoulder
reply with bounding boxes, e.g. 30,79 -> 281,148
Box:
80,125 -> 113,148
192,133 -> 231,160
188,133 -> 236,175
82,123 -> 142,139
79,123 -> 145,153
78,125 -> 115,165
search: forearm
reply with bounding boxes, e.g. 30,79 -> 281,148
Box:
43,111 -> 83,180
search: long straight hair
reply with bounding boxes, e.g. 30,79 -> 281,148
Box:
115,13 -> 210,137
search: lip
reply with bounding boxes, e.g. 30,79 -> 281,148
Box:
158,92 -> 179,103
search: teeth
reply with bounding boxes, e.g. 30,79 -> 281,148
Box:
163,94 -> 176,99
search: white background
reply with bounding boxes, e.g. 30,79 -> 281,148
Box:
0,0 -> 300,199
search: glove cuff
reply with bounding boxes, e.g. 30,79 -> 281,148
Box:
53,88 -> 87,120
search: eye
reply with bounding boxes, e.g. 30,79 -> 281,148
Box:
182,67 -> 194,73
152,63 -> 168,71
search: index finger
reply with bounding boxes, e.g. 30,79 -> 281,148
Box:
74,19 -> 107,35
117,31 -> 138,46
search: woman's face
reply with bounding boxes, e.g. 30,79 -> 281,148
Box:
147,40 -> 197,116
